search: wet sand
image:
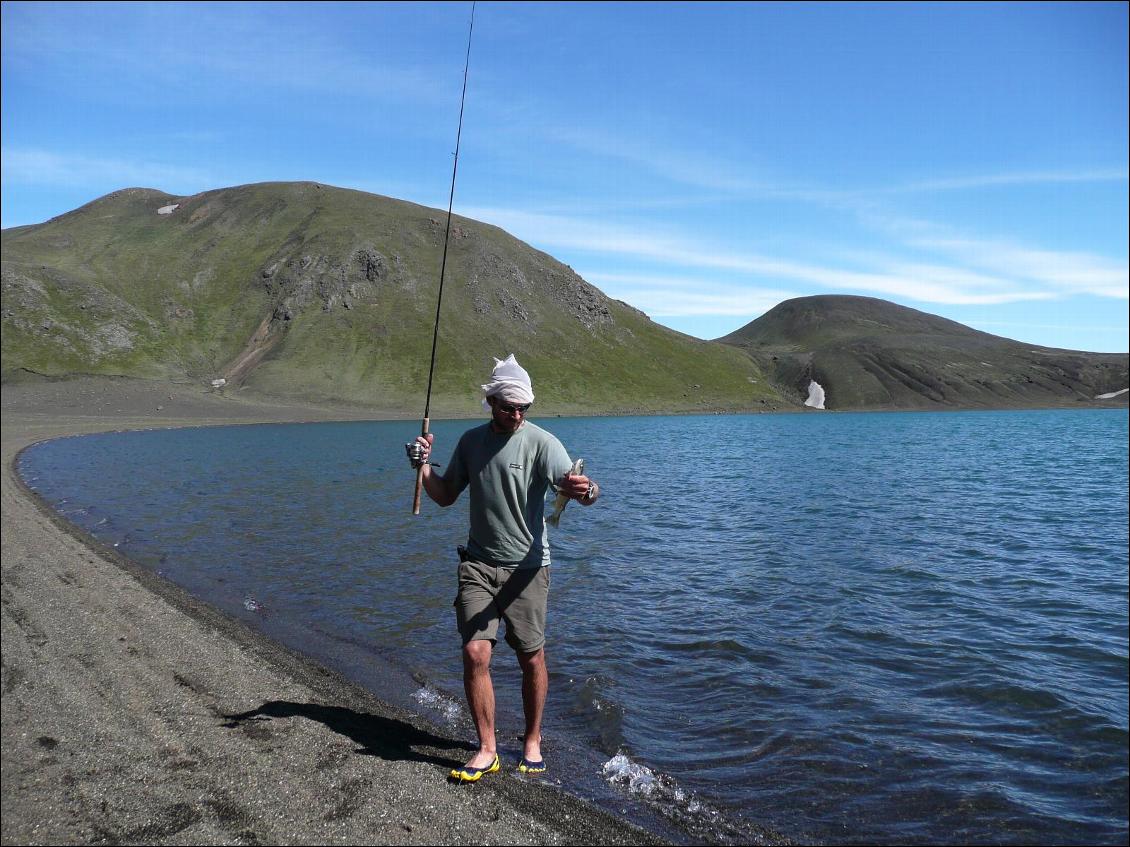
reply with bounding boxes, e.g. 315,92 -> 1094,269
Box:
1,377 -> 668,846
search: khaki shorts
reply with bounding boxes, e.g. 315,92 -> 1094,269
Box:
455,558 -> 550,653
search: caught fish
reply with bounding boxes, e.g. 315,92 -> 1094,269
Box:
546,458 -> 584,527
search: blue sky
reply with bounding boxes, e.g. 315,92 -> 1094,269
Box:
3,1 -> 1127,352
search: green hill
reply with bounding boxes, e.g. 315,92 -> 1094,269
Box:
6,186 -> 1124,415
1,182 -> 781,416
719,295 -> 1129,410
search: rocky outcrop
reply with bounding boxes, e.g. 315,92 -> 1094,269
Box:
1,263 -> 154,361
468,252 -> 614,332
260,246 -> 391,320
219,246 -> 397,385
550,268 -> 613,331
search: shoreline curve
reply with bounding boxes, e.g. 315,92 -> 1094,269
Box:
1,377 -> 679,846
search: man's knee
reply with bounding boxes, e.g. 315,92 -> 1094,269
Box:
463,639 -> 493,671
517,647 -> 545,671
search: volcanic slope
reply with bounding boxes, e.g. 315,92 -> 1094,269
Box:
720,295 -> 1129,411
1,182 -> 780,416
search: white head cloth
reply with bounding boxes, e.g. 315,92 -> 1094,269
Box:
481,354 -> 534,410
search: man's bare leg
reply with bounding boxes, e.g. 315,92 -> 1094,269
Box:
517,647 -> 547,762
462,639 -> 498,768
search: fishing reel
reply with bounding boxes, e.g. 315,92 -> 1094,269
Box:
405,441 -> 440,469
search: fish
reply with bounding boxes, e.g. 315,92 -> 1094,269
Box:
546,458 -> 584,527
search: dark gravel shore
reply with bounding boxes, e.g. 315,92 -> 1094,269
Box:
1,378 -> 671,846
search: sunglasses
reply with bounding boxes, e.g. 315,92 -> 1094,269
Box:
495,401 -> 532,414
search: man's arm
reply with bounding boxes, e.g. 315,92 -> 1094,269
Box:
410,434 -> 460,507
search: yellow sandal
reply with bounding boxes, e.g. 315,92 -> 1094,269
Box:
449,754 -> 500,783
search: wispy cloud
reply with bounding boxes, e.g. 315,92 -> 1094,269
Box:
908,236 -> 1129,299
582,272 -> 798,317
1,147 -> 214,191
462,205 -> 1059,309
972,320 -> 1130,332
888,168 -> 1130,194
545,126 -> 766,194
1,4 -> 445,105
541,121 -> 1129,203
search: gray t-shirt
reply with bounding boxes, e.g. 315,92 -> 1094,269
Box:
442,421 -> 573,568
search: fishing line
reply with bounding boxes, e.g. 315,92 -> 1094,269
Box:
414,1 -> 475,515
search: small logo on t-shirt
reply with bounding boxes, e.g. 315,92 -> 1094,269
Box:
509,463 -> 524,470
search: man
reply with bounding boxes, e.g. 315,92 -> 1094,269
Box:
408,354 -> 599,782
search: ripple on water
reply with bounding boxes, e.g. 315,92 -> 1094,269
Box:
16,409 -> 1130,846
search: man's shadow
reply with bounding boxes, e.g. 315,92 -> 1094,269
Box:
222,701 -> 469,768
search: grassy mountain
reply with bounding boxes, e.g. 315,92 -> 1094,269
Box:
2,182 -> 781,416
720,295 -> 1129,410
6,185 -> 1124,415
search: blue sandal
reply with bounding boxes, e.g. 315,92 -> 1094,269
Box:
518,757 -> 547,774
449,754 -> 500,783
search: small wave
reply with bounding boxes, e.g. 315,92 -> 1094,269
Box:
880,560 -> 944,582
605,754 -> 691,804
243,596 -> 262,612
602,753 -> 765,843
924,677 -> 1071,714
412,684 -> 462,726
659,636 -> 784,667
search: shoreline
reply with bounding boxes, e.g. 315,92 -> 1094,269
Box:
1,378 -> 676,846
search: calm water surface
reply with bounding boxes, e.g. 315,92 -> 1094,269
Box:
19,409 -> 1129,845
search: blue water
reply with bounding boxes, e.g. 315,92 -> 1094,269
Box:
18,409 -> 1129,845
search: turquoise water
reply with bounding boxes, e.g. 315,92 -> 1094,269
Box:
19,409 -> 1129,844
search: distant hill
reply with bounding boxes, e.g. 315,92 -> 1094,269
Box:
1,182 -> 781,416
719,295 -> 1129,410
6,186 -> 1125,415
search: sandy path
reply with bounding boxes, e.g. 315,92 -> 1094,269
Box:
1,378 -> 665,846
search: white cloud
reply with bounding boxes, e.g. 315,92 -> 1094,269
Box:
1,4 -> 444,105
909,237 -> 1129,299
462,205 -> 1054,307
583,272 -> 798,317
537,119 -> 1129,204
889,169 -> 1130,194
1,147 -> 213,191
546,126 -> 765,194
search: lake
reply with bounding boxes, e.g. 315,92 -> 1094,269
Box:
18,408 -> 1129,845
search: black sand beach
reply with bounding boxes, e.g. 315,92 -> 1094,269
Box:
1,377 -> 671,846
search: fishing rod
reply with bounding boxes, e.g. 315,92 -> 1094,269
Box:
414,1 -> 475,515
